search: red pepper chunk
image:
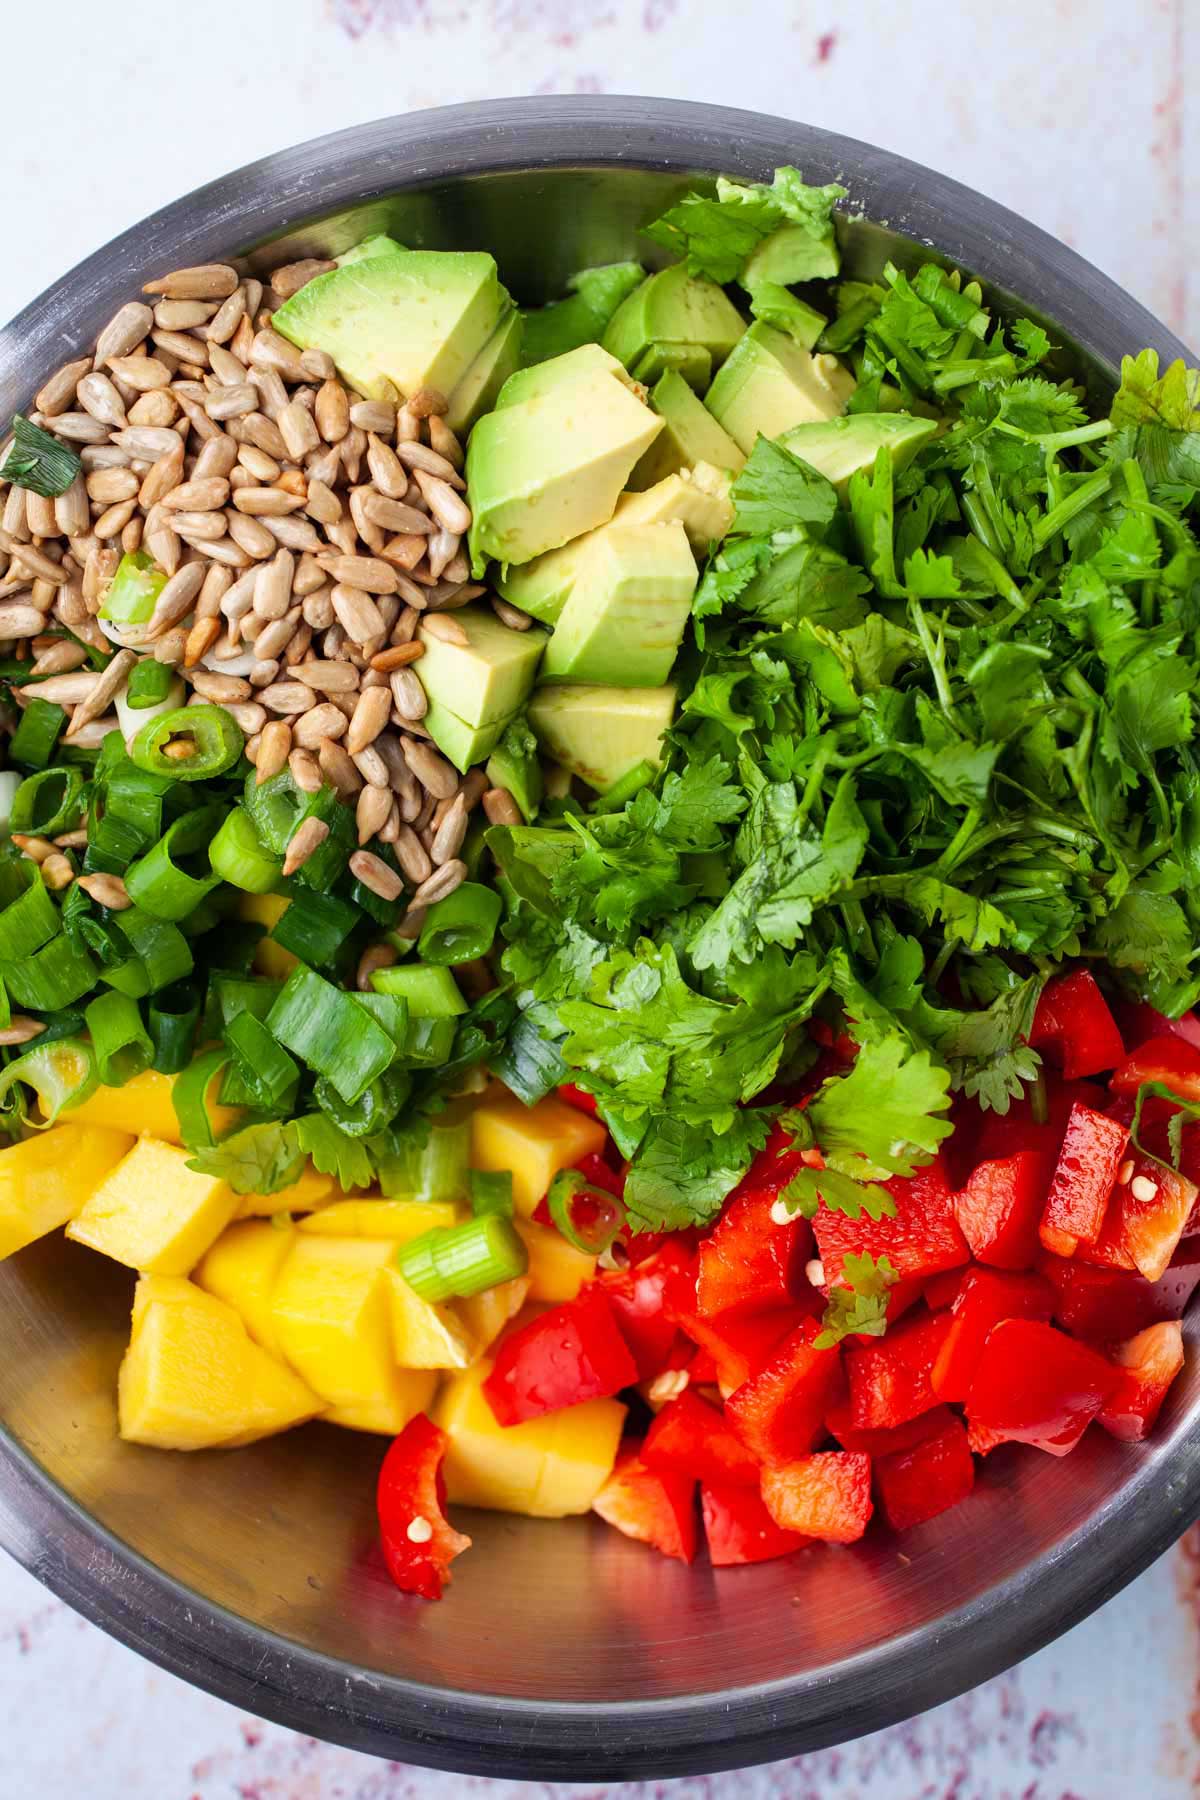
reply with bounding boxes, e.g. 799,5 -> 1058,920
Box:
875,1414 -> 975,1533
558,1081 -> 599,1115
954,1150 -> 1050,1270
696,1185 -> 808,1320
592,1443 -> 697,1563
724,1317 -> 841,1464
600,1240 -> 690,1381
825,1399 -> 955,1457
1029,970 -> 1124,1080
670,1292 -> 800,1395
642,1389 -> 760,1487
930,1267 -> 1055,1403
1083,1154 -> 1197,1283
1114,1001 -> 1200,1054
1038,1101 -> 1127,1258
1099,1321 -> 1185,1442
376,1414 -> 471,1601
701,1481 -> 809,1566
965,1318 -> 1119,1456
1039,1242 -> 1200,1340
483,1288 -> 637,1426
844,1308 -> 953,1431
1111,1035 -> 1200,1102
812,1156 -> 968,1287
761,1452 -> 873,1544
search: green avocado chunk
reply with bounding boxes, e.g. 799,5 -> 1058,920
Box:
780,411 -> 938,492
444,309 -> 523,435
335,235 -> 406,268
485,712 -> 543,822
541,521 -> 697,687
528,684 -> 677,792
603,263 -> 746,390
520,262 -> 645,368
630,369 -> 746,489
705,322 -> 855,454
742,219 -> 840,289
465,345 -> 662,570
421,699 -> 509,773
272,242 -> 509,402
417,605 -> 547,732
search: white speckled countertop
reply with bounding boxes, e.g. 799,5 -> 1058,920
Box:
3,1 -> 1199,1792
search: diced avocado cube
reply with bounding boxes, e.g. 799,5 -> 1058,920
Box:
421,697 -> 508,773
603,264 -> 746,383
272,246 -> 509,402
541,520 -> 696,687
630,369 -> 746,489
486,713 -> 543,822
705,322 -> 855,454
444,308 -> 522,435
742,220 -> 840,289
416,605 -> 546,730
335,235 -> 407,269
630,342 -> 713,390
529,684 -> 676,792
780,412 -> 937,493
520,262 -> 645,368
466,345 -> 662,569
749,284 -> 827,350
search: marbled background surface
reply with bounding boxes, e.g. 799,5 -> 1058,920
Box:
2,0 -> 1198,1793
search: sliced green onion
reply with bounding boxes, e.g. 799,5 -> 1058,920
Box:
207,921 -> 264,976
547,1168 -> 623,1254
102,907 -> 194,998
242,769 -> 306,855
489,1010 -> 567,1106
1,933 -> 98,1009
84,810 -> 147,877
85,989 -> 153,1087
370,962 -> 466,1017
99,550 -> 166,625
470,1169 -> 513,1219
2,415 -> 82,498
147,980 -> 201,1073
178,889 -> 228,937
376,1118 -> 470,1202
401,1014 -> 457,1066
207,806 -> 281,894
313,1063 -> 411,1138
9,698 -> 66,770
594,759 -> 656,813
129,705 -> 243,781
395,1214 -> 527,1302
0,859 -> 60,958
0,1036 -> 97,1127
126,805 -> 223,920
352,989 -> 408,1048
266,964 -> 397,1104
103,760 -> 172,840
417,883 -> 502,966
124,658 -> 174,709
243,772 -> 352,893
9,766 -> 85,837
172,1046 -> 234,1148
208,970 -> 282,1030
225,1010 -> 299,1110
270,885 -> 358,965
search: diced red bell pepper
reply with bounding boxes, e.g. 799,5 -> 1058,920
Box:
964,1079 -> 1104,1174
1111,1036 -> 1200,1102
1039,1241 -> 1200,1339
483,1287 -> 638,1426
844,1308 -> 953,1431
701,1481 -> 809,1566
924,1267 -> 967,1312
642,1389 -> 761,1487
558,1082 -> 599,1116
760,1452 -> 873,1544
592,1442 -> 697,1563
695,1185 -> 808,1320
812,1155 -> 968,1287
930,1267 -> 1055,1403
1114,1001 -> 1200,1054
954,1150 -> 1050,1270
600,1240 -> 691,1381
1082,1154 -> 1197,1283
1038,1101 -> 1127,1257
685,1345 -> 720,1385
965,1318 -> 1119,1456
826,1400 -> 956,1457
1029,970 -> 1124,1080
724,1317 -> 841,1463
727,1122 -> 808,1205
670,1281 -> 804,1395
376,1414 -> 471,1601
875,1414 -> 976,1532
1098,1320 -> 1185,1442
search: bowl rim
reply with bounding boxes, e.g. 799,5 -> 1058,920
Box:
1,94 -> 1197,1781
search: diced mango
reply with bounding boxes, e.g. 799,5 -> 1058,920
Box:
456,1274 -> 530,1352
434,1359 -> 625,1516
385,1268 -> 476,1369
297,1198 -> 458,1239
516,1218 -> 597,1302
118,1274 -> 322,1450
0,1123 -> 134,1261
271,1235 -> 436,1434
470,1093 -> 607,1218
194,1219 -> 296,1359
67,1136 -> 237,1275
67,1069 -> 240,1147
238,891 -> 298,982
237,1164 -> 336,1218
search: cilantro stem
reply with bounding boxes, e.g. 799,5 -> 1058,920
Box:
1031,468 -> 1112,548
932,806 -> 982,878
992,417 -> 1114,452
908,597 -> 958,723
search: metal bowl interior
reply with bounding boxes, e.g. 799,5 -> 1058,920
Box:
0,98 -> 1196,1783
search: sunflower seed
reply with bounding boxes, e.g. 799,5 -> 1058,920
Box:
114,425 -> 183,460
205,287 -> 247,346
349,400 -> 395,436
257,679 -> 312,714
76,872 -> 132,910
250,329 -> 306,381
427,415 -> 464,468
269,259 -> 337,299
322,554 -> 397,595
234,486 -> 304,517
392,823 -> 432,884
492,596 -> 533,631
67,647 -> 135,734
144,265 -> 239,301
138,441 -> 185,508
224,701 -> 268,737
45,412 -> 110,445
189,669 -> 252,703
77,371 -> 127,428
430,792 -> 468,865
348,849 -> 404,900
331,583 -> 385,643
153,628 -> 187,666
94,303 -> 155,364
301,587 -> 334,630
226,510 -> 277,559
290,658 -> 359,694
184,616 -> 220,666
483,786 -> 522,826
254,549 -> 295,621
35,358 -> 92,417
30,639 -> 87,676
411,858 -> 466,907
420,612 -> 468,646
389,666 -> 427,721
163,477 -> 230,513
278,400 -> 320,461
413,469 -> 471,534
355,783 -> 392,844
17,670 -> 98,704
304,478 -> 341,525
144,561 -> 206,637
252,607 -> 302,661
395,439 -> 466,488
288,746 -> 323,793
254,719 -> 292,783
10,544 -> 68,585
315,380 -> 350,444
54,474 -> 90,538
402,735 -> 457,800
371,640 -> 424,673
355,942 -> 396,990
86,467 -> 138,506
292,703 -> 347,750
263,515 -> 320,552
281,815 -> 330,876
317,737 -> 361,798
361,489 -> 433,534
205,383 -> 257,420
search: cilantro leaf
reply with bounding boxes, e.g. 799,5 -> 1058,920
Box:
294,1113 -> 374,1190
623,1110 -> 772,1231
814,1251 -> 897,1349
806,1037 -> 953,1179
186,1122 -> 304,1196
776,1164 -> 896,1222
729,436 -> 839,536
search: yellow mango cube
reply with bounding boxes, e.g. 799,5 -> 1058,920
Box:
119,1274 -> 321,1449
385,1268 -> 476,1369
0,1123 -> 134,1261
516,1218 -> 597,1302
271,1235 -> 436,1434
434,1359 -> 625,1517
67,1137 -> 237,1276
236,1163 -> 336,1218
297,1198 -> 458,1239
457,1274 -> 530,1353
238,891 -> 298,982
471,1093 -> 607,1218
67,1068 -> 241,1146
194,1219 -> 296,1359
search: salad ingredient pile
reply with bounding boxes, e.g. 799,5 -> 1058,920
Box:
1,167 -> 1199,1600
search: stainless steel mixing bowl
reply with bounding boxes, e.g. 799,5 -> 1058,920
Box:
0,97 -> 1195,1784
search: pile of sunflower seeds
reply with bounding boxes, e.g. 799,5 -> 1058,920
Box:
0,257 -> 530,951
